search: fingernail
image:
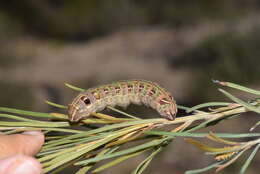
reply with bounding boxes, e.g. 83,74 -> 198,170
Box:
0,155 -> 42,174
22,131 -> 45,144
22,131 -> 42,136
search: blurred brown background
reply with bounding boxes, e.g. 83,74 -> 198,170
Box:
0,1 -> 260,173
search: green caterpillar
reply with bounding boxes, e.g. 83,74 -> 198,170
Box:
68,80 -> 177,122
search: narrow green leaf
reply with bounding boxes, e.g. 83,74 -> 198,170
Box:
146,131 -> 260,138
250,121 -> 260,131
40,127 -> 82,133
219,89 -> 260,114
75,166 -> 92,174
65,83 -> 85,92
132,147 -> 162,174
185,162 -> 222,174
2,127 -> 82,134
214,80 -> 260,96
0,121 -> 69,127
93,150 -> 147,173
0,107 -> 54,118
240,143 -> 260,174
48,157 -> 82,174
0,113 -> 45,122
47,119 -> 164,145
42,133 -> 108,149
187,116 -> 224,132
75,148 -> 114,174
38,148 -> 67,157
75,138 -> 166,165
187,102 -> 230,113
106,106 -> 140,119
134,157 -> 153,174
43,126 -> 144,173
45,100 -> 68,109
177,105 -> 192,111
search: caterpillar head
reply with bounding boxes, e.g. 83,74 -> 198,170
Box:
163,102 -> 177,120
158,96 -> 177,120
68,92 -> 96,122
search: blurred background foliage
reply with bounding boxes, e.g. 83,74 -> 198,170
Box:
1,0 -> 260,40
0,1 -> 259,173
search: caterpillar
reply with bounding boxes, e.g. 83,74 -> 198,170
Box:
68,80 -> 177,122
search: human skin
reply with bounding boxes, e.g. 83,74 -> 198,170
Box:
0,131 -> 44,174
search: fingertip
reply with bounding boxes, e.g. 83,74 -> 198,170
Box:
0,155 -> 42,174
22,131 -> 45,144
0,131 -> 45,158
20,131 -> 45,156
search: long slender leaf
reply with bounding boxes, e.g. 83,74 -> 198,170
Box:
146,131 -> 260,138
106,106 -> 140,119
250,121 -> 260,131
75,166 -> 92,174
187,102 -> 230,113
0,121 -> 69,127
65,83 -> 85,92
219,89 -> 260,114
75,148 -> 114,174
93,150 -> 147,173
47,119 -> 164,145
240,143 -> 260,174
2,127 -> 82,134
75,138 -> 167,165
43,126 -> 145,172
185,162 -> 222,174
45,100 -> 68,109
177,105 -> 192,111
0,113 -> 46,122
132,147 -> 162,174
0,107 -> 55,118
214,80 -> 260,96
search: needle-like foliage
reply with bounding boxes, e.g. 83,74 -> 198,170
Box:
0,81 -> 259,174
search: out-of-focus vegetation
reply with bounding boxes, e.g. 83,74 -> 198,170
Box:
0,82 -> 34,109
170,28 -> 260,84
0,81 -> 259,174
1,0 -> 260,40
168,27 -> 260,102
